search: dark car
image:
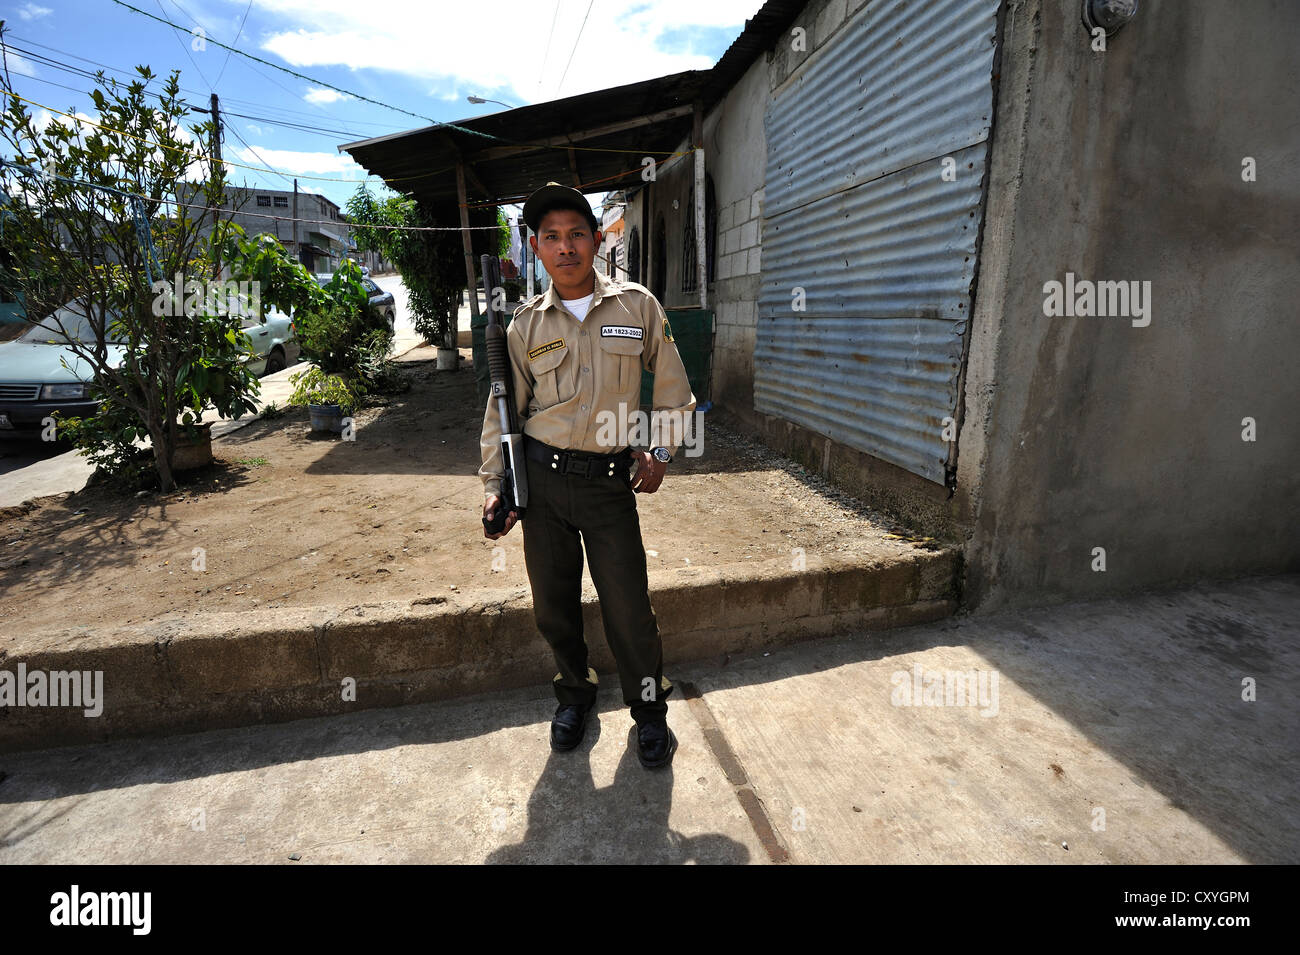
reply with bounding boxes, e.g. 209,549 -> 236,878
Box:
314,273 -> 395,332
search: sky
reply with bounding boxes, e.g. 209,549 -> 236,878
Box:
0,0 -> 764,218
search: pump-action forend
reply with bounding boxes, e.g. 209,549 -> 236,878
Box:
481,254 -> 528,533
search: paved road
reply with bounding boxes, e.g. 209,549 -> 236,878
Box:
1,575 -> 1295,864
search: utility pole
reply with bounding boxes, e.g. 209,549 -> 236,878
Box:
190,93 -> 225,273
209,93 -> 223,167
292,178 -> 300,268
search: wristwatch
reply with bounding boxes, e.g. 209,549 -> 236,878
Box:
651,447 -> 673,464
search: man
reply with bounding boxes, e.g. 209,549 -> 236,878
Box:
479,181 -> 696,769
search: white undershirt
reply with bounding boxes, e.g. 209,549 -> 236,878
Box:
560,292 -> 594,322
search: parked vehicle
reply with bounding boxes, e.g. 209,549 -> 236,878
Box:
241,306 -> 301,376
0,301 -> 298,438
0,303 -> 123,436
314,273 -> 396,332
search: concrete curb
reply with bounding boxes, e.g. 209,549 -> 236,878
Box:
0,550 -> 960,753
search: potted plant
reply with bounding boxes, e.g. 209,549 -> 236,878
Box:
288,366 -> 363,433
172,417 -> 213,470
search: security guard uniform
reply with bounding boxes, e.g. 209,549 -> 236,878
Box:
479,267 -> 697,725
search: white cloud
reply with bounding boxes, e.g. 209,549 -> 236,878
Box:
229,144 -> 364,178
244,0 -> 763,106
17,2 -> 53,20
5,51 -> 40,78
303,86 -> 353,105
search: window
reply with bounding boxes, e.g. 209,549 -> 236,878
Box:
256,195 -> 271,207
273,196 -> 289,208
681,175 -> 719,294
682,205 -> 697,294
706,174 -> 717,284
627,227 -> 641,284
652,216 -> 666,303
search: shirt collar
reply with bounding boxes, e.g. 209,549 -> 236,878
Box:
540,266 -> 622,315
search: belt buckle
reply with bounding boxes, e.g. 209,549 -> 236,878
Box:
565,453 -> 592,479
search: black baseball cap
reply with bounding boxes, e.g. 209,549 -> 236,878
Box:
523,181 -> 599,234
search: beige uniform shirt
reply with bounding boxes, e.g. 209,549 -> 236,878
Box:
479,268 -> 697,498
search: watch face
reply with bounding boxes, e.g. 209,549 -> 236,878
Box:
653,448 -> 671,463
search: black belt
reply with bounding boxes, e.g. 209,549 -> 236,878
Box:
525,436 -> 631,479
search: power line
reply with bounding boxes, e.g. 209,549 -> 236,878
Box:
155,0 -> 213,92
213,0 -> 253,88
3,34 -> 212,103
220,108 -> 381,142
2,161 -> 509,232
0,89 -> 442,186
556,0 -> 596,94
3,39 -> 404,144
5,32 -> 412,132
210,95 -> 409,131
6,32 -> 678,166
113,0 -> 503,142
225,121 -> 295,188
539,0 -> 561,90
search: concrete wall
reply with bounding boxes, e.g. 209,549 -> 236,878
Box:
957,0 -> 1300,610
704,59 -> 768,414
620,44 -> 769,412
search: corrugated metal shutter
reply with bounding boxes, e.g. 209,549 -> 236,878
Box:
755,0 -> 1000,485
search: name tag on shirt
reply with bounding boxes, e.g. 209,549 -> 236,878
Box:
528,338 -> 565,360
600,325 -> 644,340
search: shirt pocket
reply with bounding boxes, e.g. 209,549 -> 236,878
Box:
597,335 -> 644,394
528,344 -> 568,408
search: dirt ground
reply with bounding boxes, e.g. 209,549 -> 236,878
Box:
0,345 -> 937,636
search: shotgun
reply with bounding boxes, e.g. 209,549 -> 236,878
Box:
481,254 -> 528,533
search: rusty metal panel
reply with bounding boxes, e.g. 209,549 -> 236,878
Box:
755,0 -> 1000,485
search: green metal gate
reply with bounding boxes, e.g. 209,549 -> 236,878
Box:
638,307 -> 714,409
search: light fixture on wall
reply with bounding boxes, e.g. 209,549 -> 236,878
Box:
672,199 -> 679,210
1082,0 -> 1138,37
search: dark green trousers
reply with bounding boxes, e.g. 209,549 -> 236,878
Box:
520,446 -> 673,724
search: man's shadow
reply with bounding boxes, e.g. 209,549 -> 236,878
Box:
485,707 -> 751,864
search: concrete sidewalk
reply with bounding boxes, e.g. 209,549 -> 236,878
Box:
1,574 -> 1294,864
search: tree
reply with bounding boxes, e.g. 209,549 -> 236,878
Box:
346,183 -> 507,360
0,60 -> 257,492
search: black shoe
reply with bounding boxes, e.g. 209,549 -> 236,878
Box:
550,700 -> 595,752
636,720 -> 678,769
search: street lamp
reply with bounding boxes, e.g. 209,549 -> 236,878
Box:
467,95 -> 515,109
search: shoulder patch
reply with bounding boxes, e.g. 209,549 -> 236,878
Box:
662,317 -> 674,342
528,337 -> 565,361
512,294 -> 541,319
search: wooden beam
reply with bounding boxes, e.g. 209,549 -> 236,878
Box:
472,104 -> 694,162
566,147 -> 581,189
456,161 -> 480,338
438,131 -> 492,199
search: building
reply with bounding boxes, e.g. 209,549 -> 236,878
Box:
599,193 -> 628,282
341,0 -> 1299,613
177,183 -> 356,274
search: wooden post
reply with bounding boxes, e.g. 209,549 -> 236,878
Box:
457,161 -> 480,345
693,102 -> 707,310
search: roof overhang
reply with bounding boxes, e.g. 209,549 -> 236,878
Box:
338,0 -> 807,211
341,70 -> 707,211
